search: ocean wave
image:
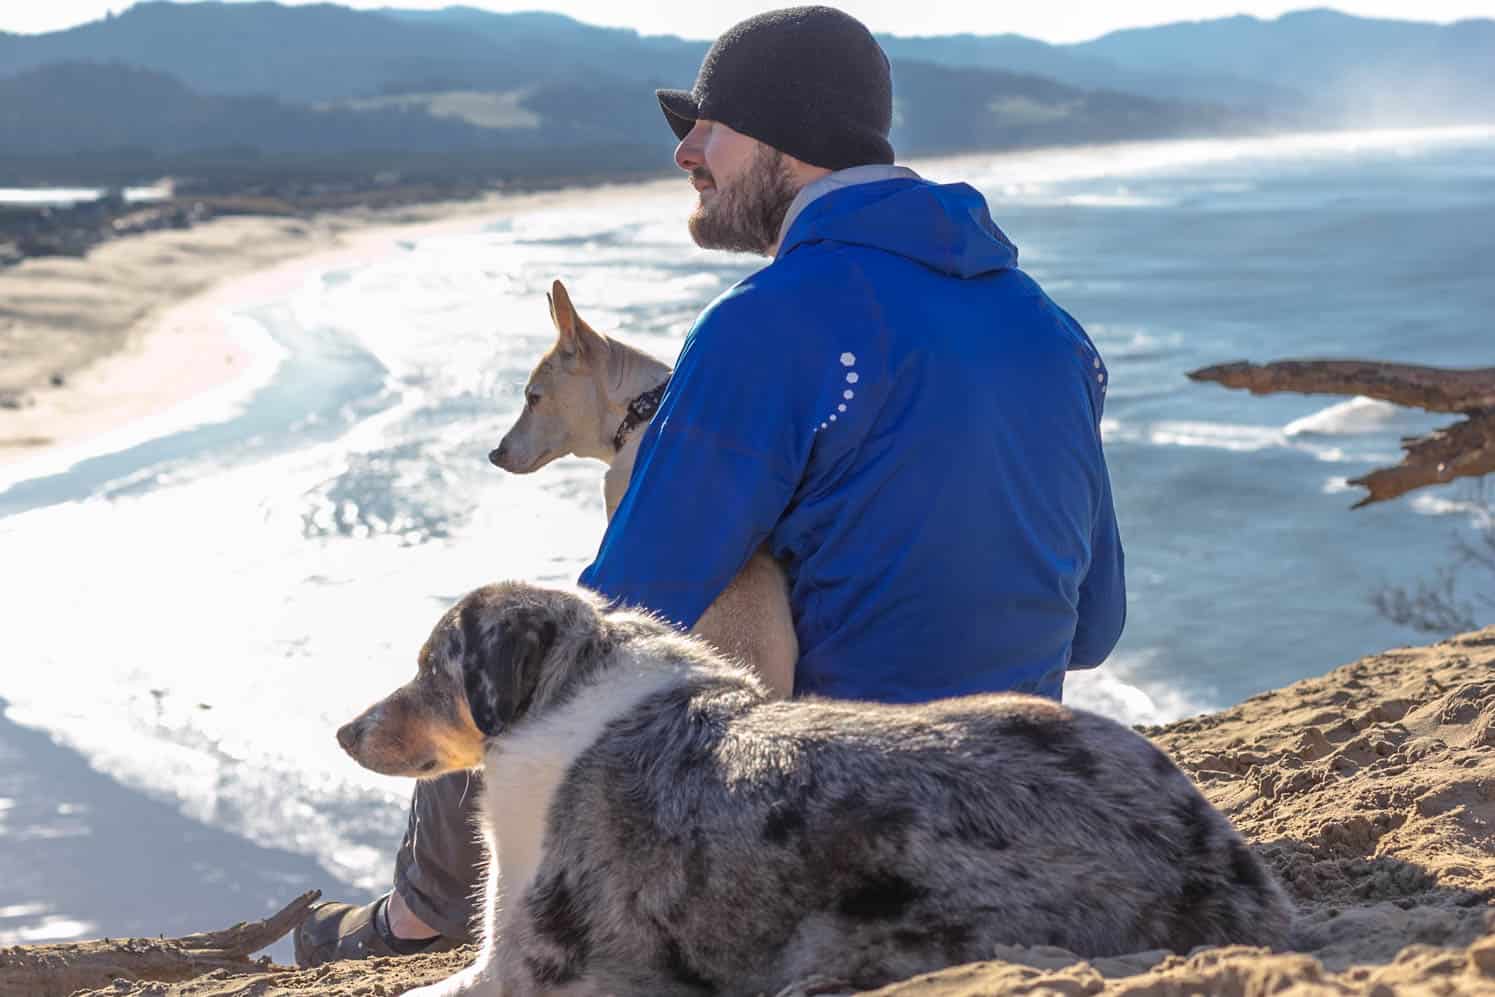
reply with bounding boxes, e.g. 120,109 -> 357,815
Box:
1087,325 -> 1183,359
1283,396 -> 1403,438
992,187 -> 1173,209
1063,193 -> 1169,208
1138,420 -> 1282,452
920,124 -> 1495,191
1410,492 -> 1494,522
1103,417 -> 1397,464
1066,653 -> 1213,727
0,913 -> 95,945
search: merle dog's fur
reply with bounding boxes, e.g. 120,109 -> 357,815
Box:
342,582 -> 1292,997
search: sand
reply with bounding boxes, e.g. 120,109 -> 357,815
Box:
3,626 -> 1489,996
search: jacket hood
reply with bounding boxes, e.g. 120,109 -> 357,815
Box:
776,178 -> 1019,279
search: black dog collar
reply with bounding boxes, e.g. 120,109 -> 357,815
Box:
612,380 -> 670,452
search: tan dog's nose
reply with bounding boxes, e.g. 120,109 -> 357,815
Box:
336,721 -> 359,753
488,444 -> 506,467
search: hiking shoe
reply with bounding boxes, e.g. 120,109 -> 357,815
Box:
293,893 -> 457,967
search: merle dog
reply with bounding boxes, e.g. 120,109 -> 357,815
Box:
337,581 -> 1292,997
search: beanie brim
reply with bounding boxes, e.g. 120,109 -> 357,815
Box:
656,89 -> 699,141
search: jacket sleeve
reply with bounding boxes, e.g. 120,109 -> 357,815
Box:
1070,461 -> 1126,669
578,291 -> 814,630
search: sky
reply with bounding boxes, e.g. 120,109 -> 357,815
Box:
3,0 -> 1494,41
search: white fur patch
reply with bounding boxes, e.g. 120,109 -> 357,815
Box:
482,650 -> 695,902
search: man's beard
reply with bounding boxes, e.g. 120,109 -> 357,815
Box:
688,145 -> 798,256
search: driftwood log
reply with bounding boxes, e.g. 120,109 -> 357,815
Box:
0,890 -> 319,997
1188,360 -> 1495,508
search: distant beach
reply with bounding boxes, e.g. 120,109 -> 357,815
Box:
0,177 -> 684,485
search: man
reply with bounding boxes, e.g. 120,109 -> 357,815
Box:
297,5 -> 1124,964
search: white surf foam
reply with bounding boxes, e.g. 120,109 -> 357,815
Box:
0,914 -> 95,945
1066,651 -> 1213,727
1152,420 -> 1293,452
917,124 -> 1495,191
1103,416 -> 1399,465
1284,396 -> 1403,438
1082,325 -> 1185,364
1061,190 -> 1171,208
1410,491 -> 1494,521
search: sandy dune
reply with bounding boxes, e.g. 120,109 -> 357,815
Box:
5,627 -> 1490,996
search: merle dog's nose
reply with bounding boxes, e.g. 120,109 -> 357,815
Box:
336,722 -> 359,753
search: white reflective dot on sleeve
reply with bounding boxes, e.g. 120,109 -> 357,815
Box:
843,390 -> 854,399
840,352 -> 856,366
846,372 -> 859,383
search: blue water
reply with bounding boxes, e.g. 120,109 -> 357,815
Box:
0,126 -> 1491,945
997,137 -> 1495,709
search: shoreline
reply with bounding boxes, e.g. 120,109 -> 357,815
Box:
2,122 -> 1492,492
0,699 -> 362,966
0,176 -> 681,483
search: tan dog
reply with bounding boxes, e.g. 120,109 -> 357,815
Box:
490,280 -> 798,697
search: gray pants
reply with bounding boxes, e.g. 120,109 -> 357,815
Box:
392,770 -> 486,941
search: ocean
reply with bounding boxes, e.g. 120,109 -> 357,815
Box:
1,125 -> 1492,946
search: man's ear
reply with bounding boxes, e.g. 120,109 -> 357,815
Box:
461,604 -> 560,736
548,279 -> 610,371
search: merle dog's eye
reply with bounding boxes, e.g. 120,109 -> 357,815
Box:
526,390 -> 541,409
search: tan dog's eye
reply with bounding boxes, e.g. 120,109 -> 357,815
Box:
526,390 -> 542,409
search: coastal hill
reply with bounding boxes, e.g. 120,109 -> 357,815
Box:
7,626 -> 1492,994
0,3 -> 1491,188
0,57 -> 1246,189
1073,8 -> 1495,122
0,1 -> 1241,189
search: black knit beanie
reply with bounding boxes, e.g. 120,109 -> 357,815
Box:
656,6 -> 894,171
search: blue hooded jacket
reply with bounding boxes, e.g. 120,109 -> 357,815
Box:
579,176 -> 1125,701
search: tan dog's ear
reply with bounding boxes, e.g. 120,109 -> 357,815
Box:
549,279 -> 610,370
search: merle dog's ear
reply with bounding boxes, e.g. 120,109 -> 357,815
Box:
461,603 -> 560,736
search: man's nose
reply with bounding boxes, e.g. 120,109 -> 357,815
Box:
674,122 -> 706,172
